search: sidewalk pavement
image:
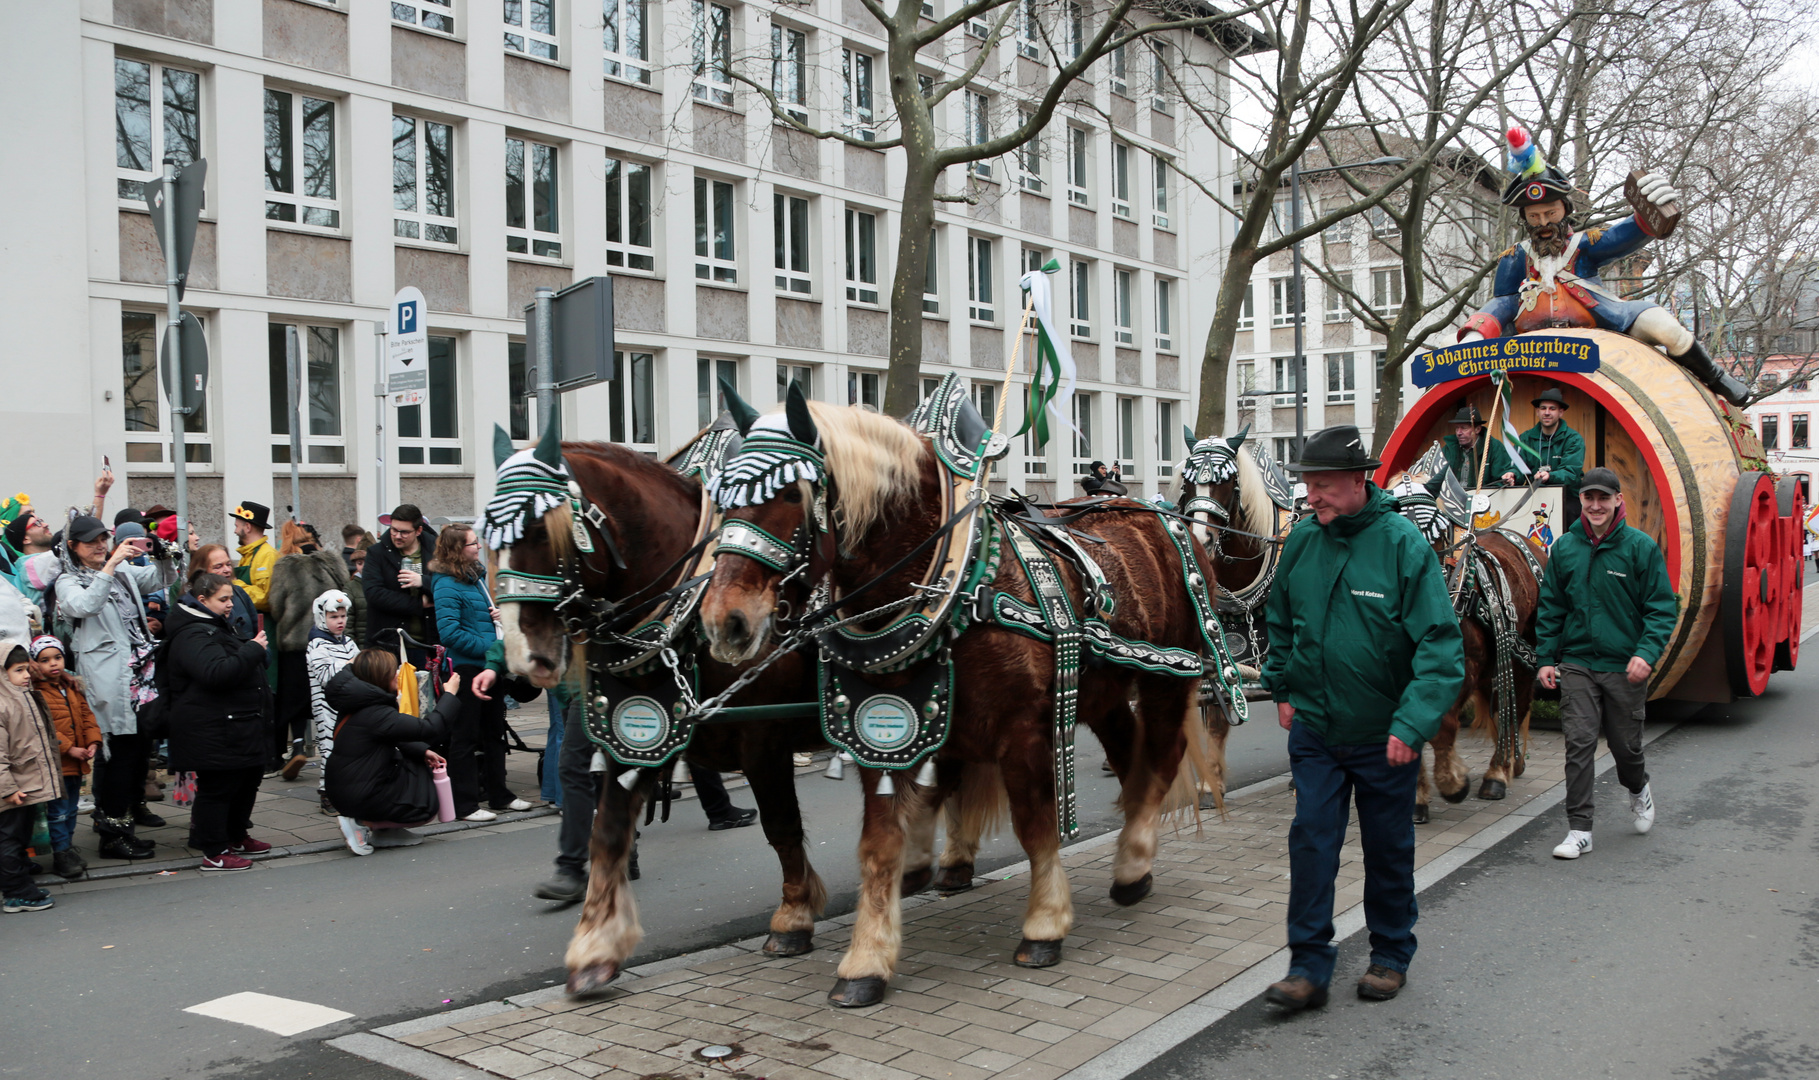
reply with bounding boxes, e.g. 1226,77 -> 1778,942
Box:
338,726 -> 1617,1080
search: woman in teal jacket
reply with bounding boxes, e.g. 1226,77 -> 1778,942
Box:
429,524 -> 525,820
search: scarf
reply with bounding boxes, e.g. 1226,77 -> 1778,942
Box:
1584,505 -> 1627,550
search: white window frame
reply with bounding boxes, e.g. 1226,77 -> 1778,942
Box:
971,380 -> 1000,428
505,136 -> 563,259
1151,154 -> 1171,229
1116,395 -> 1137,476
264,89 -> 340,230
1156,399 -> 1175,477
604,155 -> 655,272
695,175 -> 738,283
697,356 -> 742,426
1371,267 -> 1403,314
843,49 -> 876,141
504,0 -> 561,60
1149,39 -> 1174,114
1065,1 -> 1085,59
603,0 -> 652,83
777,361 -> 814,402
967,235 -> 995,323
1073,392 -> 1097,474
772,23 -> 808,124
1111,142 -> 1133,219
1015,0 -> 1041,59
692,0 -> 734,106
392,0 -> 456,35
1110,41 -> 1128,95
393,114 -> 458,246
1022,247 -> 1048,276
1237,360 -> 1257,403
1067,126 -> 1090,206
1236,284 -> 1255,330
1271,277 -> 1302,327
773,191 -> 813,295
1326,351 -> 1355,403
965,91 -> 992,178
1113,268 -> 1134,345
1272,355 -> 1301,408
1071,259 -> 1093,339
1369,203 -> 1398,238
607,350 -> 659,451
1373,350 -> 1388,402
966,10 -> 990,37
122,309 -> 212,469
396,333 -> 465,469
849,369 -> 882,409
115,57 -> 203,203
1017,110 -> 1045,193
923,226 -> 942,314
270,322 -> 349,469
1154,278 -> 1174,351
1325,271 -> 1353,321
845,207 -> 880,305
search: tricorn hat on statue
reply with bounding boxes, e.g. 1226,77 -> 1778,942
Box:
1531,387 -> 1569,409
1286,425 -> 1382,474
1499,126 -> 1576,210
1449,404 -> 1487,426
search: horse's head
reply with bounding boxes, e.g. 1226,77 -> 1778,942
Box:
484,422 -> 576,687
1178,423 -> 1249,519
1390,468 -> 1468,552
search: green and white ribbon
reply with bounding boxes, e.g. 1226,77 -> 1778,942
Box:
1491,372 -> 1531,478
1016,260 -> 1079,449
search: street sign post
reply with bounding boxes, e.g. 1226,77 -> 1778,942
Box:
387,286 -> 429,406
159,311 -> 208,415
145,159 -> 207,301
523,276 -> 616,432
145,156 -> 207,551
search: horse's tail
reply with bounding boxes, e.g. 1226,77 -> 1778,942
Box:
1159,683 -> 1226,835
952,761 -> 1010,844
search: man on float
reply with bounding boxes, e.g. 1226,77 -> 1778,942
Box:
1439,404 -> 1515,489
1456,133 -> 1750,406
1518,386 -> 1585,528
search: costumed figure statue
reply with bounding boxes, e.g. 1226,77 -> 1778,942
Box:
1458,127 -> 1750,406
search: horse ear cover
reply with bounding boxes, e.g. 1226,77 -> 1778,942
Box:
533,409 -> 562,466
786,381 -> 818,446
493,424 -> 514,469
720,377 -> 760,435
1182,424 -> 1199,451
1228,422 -> 1251,451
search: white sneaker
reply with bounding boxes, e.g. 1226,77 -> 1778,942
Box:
1630,784 -> 1655,834
338,816 -> 373,856
1552,830 -> 1593,859
463,808 -> 498,822
503,798 -> 532,812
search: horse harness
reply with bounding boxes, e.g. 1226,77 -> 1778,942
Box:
1178,432 -> 1298,668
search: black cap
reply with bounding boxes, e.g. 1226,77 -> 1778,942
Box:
1580,467 -> 1621,495
1449,404 -> 1487,426
1532,387 -> 1569,408
67,515 -> 109,544
1286,425 -> 1382,473
113,507 -> 146,527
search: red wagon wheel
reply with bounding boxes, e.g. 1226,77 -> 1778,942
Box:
1775,477 -> 1805,673
1722,472 -> 1780,697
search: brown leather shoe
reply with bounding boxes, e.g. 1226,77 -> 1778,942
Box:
1264,975 -> 1329,1011
1357,964 -> 1406,1000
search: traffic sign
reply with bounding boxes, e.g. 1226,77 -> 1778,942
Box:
144,159 -> 207,300
387,286 -> 429,406
159,311 -> 209,414
524,276 -> 617,392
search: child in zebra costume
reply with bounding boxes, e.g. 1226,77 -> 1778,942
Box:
306,590 -> 359,815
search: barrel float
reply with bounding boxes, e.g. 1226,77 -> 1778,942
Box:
1377,328 -> 1803,701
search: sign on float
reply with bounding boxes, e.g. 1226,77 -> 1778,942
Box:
388,286 -> 429,406
1413,333 -> 1601,387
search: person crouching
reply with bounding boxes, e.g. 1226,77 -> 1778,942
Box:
323,649 -> 460,855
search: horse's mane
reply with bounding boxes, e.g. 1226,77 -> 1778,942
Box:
1230,446 -> 1276,534
802,401 -> 926,540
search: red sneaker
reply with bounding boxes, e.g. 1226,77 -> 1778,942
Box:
200,852 -> 253,872
231,835 -> 273,855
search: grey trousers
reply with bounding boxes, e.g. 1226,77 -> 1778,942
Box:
1559,664 -> 1650,831
555,696 -> 598,880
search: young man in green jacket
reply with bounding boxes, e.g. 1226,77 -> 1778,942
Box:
1534,467 -> 1678,859
1517,387 -> 1585,529
1261,426 -> 1465,1010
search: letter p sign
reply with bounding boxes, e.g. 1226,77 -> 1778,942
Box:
397,300 -> 419,336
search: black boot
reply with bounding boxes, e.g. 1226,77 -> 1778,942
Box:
99,836 -> 156,860
53,849 -> 87,880
132,802 -> 167,828
1671,340 -> 1750,405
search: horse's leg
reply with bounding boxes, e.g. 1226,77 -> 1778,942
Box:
1432,703 -> 1470,804
1415,748 -> 1433,825
741,728 -> 826,958
829,769 -> 920,1008
998,729 -> 1073,968
565,766 -> 645,995
932,758 -> 990,894
899,769 -> 945,898
1474,678 -> 1510,799
1513,674 -> 1534,779
1108,677 -> 1194,907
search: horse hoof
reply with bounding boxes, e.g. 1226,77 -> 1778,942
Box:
1441,781 -> 1471,804
829,977 -> 888,1008
1413,803 -> 1430,825
1109,873 -> 1153,907
934,863 -> 975,895
763,929 -> 814,957
567,961 -> 620,997
1513,758 -> 1527,778
1015,939 -> 1064,968
1477,779 -> 1507,801
901,866 -> 934,897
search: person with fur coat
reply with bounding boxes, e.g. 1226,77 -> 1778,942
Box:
267,523 -> 350,779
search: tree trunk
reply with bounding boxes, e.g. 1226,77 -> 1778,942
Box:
1192,249 -> 1259,437
884,161 -> 940,416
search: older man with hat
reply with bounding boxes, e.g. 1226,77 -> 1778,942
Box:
230,502 -> 278,612
1518,387 -> 1585,528
1534,467 -> 1677,860
1439,404 -> 1517,489
1261,426 -> 1465,1011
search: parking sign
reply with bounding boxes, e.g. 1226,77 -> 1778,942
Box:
388,286 -> 429,405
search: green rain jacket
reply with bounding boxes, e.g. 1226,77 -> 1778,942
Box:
1517,422 -> 1585,493
1262,484 -> 1465,748
1440,432 -> 1515,488
1534,513 -> 1679,672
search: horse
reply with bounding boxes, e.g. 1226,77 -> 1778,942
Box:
485,424 -> 826,994
698,387 -> 1227,1008
1175,425 -> 1297,669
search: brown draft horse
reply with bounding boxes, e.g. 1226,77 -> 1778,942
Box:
495,440 -> 825,994
698,401 -> 1225,1008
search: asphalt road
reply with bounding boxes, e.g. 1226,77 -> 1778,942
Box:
1129,660 -> 1819,1080
0,718 -> 1292,1080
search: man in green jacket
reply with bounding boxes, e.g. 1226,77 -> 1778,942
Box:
1261,426 -> 1465,1011
1534,467 -> 1678,859
1440,404 -> 1517,489
1517,387 -> 1585,529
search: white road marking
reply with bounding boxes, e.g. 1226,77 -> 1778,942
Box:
184,992 -> 354,1036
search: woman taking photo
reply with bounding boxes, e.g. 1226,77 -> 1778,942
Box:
163,573 -> 274,871
323,649 -> 461,854
429,523 -> 527,821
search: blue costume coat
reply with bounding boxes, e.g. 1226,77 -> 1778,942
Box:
1460,216 -> 1662,340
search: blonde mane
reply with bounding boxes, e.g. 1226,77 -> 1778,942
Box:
1231,445 -> 1276,534
803,401 -> 927,541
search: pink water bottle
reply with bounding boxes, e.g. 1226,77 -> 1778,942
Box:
432,764 -> 457,823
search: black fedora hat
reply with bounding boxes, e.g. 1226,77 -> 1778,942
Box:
1531,387 -> 1569,408
1286,425 -> 1382,473
1448,404 -> 1487,426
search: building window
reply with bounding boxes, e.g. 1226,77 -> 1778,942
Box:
269,324 -> 346,465
1371,268 -> 1403,314
122,311 -> 210,464
968,236 -> 995,322
1023,247 -> 1048,275
397,335 -> 462,466
1794,413 -> 1810,449
1236,284 -> 1255,330
1369,204 -> 1397,237
115,58 -> 201,202
773,192 -> 812,294
695,176 -> 737,283
972,380 -> 1000,427
1071,260 -> 1092,338
508,340 -> 531,441
1116,395 -> 1136,473
1322,202 -> 1351,245
393,115 -> 457,245
777,362 -> 813,402
1272,355 -> 1301,406
1155,278 -> 1174,351
1017,110 -> 1044,193
1271,277 -> 1302,327
1325,272 -> 1353,321
1762,414 -> 1780,450
1113,269 -> 1134,345
1373,349 -> 1389,402
264,90 -> 338,228
1237,360 -> 1257,402
772,24 -> 808,123
609,351 -> 657,448
1073,392 -> 1096,470
1152,154 -> 1171,229
1111,143 -> 1132,219
1067,127 -> 1090,206
845,208 -> 879,304
924,227 -> 942,314
1110,41 -> 1128,96
506,137 -> 562,259
849,370 -> 882,409
604,0 -> 651,83
843,49 -> 876,140
964,92 -> 992,178
1156,399 -> 1174,476
392,0 -> 455,34
965,9 -> 990,37
1273,437 -> 1293,465
1149,40 -> 1173,113
697,356 -> 740,427
605,156 -> 654,271
1015,0 -> 1041,59
692,0 -> 734,106
505,0 -> 560,60
1065,1 -> 1085,58
1326,351 -> 1355,403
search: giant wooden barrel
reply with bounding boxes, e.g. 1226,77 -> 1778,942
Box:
1377,328 -> 1804,701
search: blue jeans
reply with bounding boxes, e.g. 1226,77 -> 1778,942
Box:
541,693 -> 566,806
46,775 -> 83,853
1285,721 -> 1420,987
